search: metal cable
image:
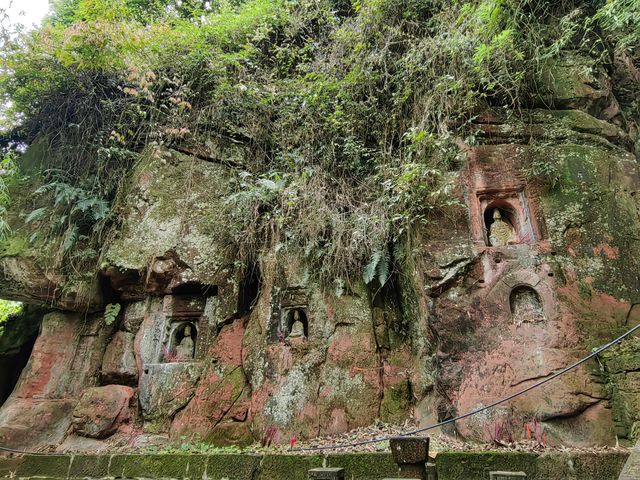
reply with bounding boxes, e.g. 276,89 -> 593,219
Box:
1,322 -> 639,456
0,445 -> 49,456
293,321 -> 640,451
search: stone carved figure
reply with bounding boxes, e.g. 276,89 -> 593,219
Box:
175,324 -> 195,361
287,310 -> 306,339
489,209 -> 517,246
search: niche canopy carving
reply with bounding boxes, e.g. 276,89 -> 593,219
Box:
159,291 -> 211,363
467,148 -> 544,247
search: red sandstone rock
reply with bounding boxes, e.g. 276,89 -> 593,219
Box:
138,362 -> 203,430
170,320 -> 253,444
0,398 -> 76,449
101,331 -> 138,386
3,93 -> 640,451
72,385 -> 135,439
0,312 -> 114,448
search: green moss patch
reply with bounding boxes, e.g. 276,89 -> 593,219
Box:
436,451 -> 538,480
257,454 -> 323,480
326,453 -> 398,480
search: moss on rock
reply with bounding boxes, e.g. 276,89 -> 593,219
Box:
436,451 -> 538,480
104,148 -> 234,285
380,379 -> 412,424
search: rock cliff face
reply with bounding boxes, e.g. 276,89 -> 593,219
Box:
0,51 -> 639,451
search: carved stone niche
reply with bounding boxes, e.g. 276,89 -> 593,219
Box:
268,287 -> 308,343
480,268 -> 556,326
472,189 -> 541,247
492,270 -> 555,325
162,321 -> 198,363
283,307 -> 308,340
159,288 -> 217,362
510,285 -> 545,325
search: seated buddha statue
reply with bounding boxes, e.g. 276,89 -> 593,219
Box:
175,324 -> 195,361
489,209 -> 517,246
287,310 -> 306,340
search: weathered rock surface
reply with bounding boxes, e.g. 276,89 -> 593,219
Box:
0,48 -> 639,451
101,331 -> 138,386
72,385 -> 135,438
0,311 -> 112,449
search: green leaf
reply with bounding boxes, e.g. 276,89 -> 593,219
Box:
363,250 -> 382,284
62,224 -> 79,253
91,199 -> 110,220
25,207 -> 48,224
34,183 -> 56,195
377,250 -> 390,286
104,303 -> 121,326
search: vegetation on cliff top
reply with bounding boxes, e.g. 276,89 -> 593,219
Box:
0,0 -> 638,289
0,299 -> 23,337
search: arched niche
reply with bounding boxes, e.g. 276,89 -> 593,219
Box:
510,285 -> 545,325
472,189 -> 539,247
268,287 -> 309,343
163,321 -> 198,362
284,307 -> 308,339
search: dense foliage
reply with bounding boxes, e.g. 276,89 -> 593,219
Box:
0,299 -> 23,337
0,0 -> 638,289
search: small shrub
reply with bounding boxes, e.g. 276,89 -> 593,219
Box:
524,417 -> 547,448
484,417 -> 515,446
0,0 -> 625,293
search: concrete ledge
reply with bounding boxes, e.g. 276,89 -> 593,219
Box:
618,441 -> 640,480
0,450 -> 629,480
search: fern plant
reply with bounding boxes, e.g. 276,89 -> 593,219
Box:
26,177 -> 111,256
0,150 -> 19,241
362,248 -> 390,287
103,302 -> 121,326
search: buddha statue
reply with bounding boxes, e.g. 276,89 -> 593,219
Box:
287,310 -> 306,339
489,209 -> 517,246
175,324 -> 195,361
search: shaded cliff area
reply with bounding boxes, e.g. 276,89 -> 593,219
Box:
0,0 -> 639,452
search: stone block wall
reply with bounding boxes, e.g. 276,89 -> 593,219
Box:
0,451 -> 629,480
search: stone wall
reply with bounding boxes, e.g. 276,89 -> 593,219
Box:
0,451 -> 629,480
